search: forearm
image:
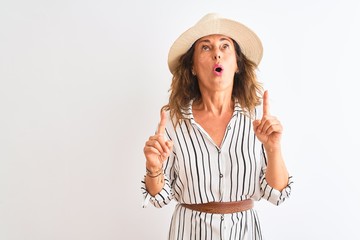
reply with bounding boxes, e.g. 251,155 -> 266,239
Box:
145,165 -> 165,196
264,146 -> 289,191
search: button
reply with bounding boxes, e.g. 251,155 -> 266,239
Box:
219,173 -> 223,178
218,149 -> 221,153
221,216 -> 224,221
227,126 -> 231,130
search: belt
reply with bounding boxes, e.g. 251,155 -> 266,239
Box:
181,199 -> 253,214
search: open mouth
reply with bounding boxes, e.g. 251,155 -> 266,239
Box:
213,64 -> 223,75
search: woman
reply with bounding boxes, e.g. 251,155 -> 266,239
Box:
142,13 -> 293,239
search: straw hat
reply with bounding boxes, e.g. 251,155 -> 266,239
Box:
167,13 -> 263,74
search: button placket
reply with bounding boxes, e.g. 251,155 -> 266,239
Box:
217,117 -> 234,202
218,150 -> 224,200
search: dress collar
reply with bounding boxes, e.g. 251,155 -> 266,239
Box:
181,99 -> 244,121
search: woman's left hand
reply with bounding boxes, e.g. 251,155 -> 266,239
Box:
253,90 -> 283,150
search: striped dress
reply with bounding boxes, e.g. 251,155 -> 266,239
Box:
142,101 -> 293,240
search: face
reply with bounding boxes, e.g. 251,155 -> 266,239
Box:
192,34 -> 238,93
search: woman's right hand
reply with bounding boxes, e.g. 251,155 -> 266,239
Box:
143,110 -> 173,172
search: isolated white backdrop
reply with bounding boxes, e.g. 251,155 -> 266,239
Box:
1,0 -> 360,239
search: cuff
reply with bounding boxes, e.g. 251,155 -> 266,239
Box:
141,174 -> 173,208
261,176 -> 293,206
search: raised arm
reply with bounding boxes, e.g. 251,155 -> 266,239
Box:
143,110 -> 173,196
253,90 -> 289,190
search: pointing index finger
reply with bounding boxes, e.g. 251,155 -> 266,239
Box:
156,110 -> 167,135
263,90 -> 270,116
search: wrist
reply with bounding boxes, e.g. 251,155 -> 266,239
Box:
146,162 -> 163,173
145,163 -> 163,177
263,143 -> 281,154
146,166 -> 163,180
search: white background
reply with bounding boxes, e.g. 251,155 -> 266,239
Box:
1,0 -> 360,239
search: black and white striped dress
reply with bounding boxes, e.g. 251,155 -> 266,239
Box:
142,101 -> 293,240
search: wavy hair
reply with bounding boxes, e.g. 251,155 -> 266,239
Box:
163,39 -> 263,125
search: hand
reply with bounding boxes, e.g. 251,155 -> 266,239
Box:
143,110 -> 173,171
253,90 -> 283,150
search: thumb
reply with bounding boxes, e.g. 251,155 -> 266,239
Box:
253,119 -> 261,125
253,119 -> 261,130
166,140 -> 173,148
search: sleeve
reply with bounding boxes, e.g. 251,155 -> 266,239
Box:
141,127 -> 177,208
141,173 -> 173,208
259,145 -> 294,206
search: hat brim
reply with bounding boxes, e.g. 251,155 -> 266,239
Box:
168,16 -> 263,74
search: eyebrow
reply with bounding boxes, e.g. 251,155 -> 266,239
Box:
197,37 -> 231,44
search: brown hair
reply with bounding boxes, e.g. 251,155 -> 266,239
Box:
163,39 -> 263,125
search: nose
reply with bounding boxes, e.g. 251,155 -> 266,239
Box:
213,50 -> 221,60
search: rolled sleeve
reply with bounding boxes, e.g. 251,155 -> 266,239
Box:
141,173 -> 173,208
260,175 -> 293,206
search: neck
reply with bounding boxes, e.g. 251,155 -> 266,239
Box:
193,91 -> 233,116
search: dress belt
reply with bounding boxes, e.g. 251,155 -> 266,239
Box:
180,199 -> 253,214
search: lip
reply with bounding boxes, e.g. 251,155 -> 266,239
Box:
213,64 -> 223,76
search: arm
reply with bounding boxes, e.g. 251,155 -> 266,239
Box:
143,110 -> 173,196
262,145 -> 288,191
145,165 -> 166,196
253,90 -> 289,191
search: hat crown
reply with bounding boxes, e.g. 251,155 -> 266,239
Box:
196,13 -> 222,25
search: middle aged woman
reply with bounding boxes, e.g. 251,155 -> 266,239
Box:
142,13 -> 293,239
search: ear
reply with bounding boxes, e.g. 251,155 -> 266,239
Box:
191,68 -> 196,76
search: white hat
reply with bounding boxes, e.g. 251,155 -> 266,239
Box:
168,13 -> 263,74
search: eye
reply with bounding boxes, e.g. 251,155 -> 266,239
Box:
201,45 -> 210,51
222,43 -> 230,49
